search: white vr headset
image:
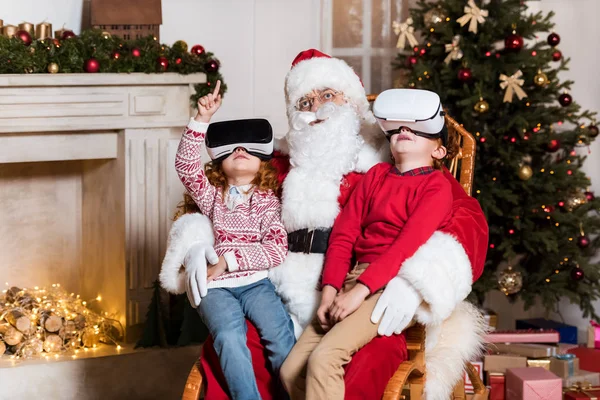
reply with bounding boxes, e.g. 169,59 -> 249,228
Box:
373,89 -> 447,145
206,119 -> 274,162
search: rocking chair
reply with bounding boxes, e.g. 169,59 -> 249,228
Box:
180,98 -> 487,400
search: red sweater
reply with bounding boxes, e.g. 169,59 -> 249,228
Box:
322,162 -> 453,293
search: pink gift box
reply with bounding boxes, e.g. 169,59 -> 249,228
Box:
505,367 -> 561,400
486,329 -> 560,344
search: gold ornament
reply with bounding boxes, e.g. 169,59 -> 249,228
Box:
456,0 -> 488,34
534,70 -> 549,87
424,7 -> 447,28
444,35 -> 463,64
499,70 -> 528,103
393,17 -> 419,49
498,265 -> 523,295
173,40 -> 189,52
474,97 -> 490,113
518,165 -> 533,180
102,31 -> 111,39
565,191 -> 587,212
47,62 -> 59,74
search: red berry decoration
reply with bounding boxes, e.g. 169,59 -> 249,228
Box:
585,191 -> 595,201
61,30 -> 76,40
191,45 -> 205,56
175,57 -> 182,65
558,93 -> 573,107
16,30 -> 33,46
577,235 -> 590,249
111,51 -> 121,60
84,58 -> 100,73
547,33 -> 561,47
157,56 -> 169,71
131,48 -> 142,58
505,33 -> 524,52
570,267 -> 584,281
588,125 -> 599,138
457,67 -> 472,82
204,59 -> 220,73
406,55 -> 418,68
552,50 -> 562,61
547,139 -> 561,153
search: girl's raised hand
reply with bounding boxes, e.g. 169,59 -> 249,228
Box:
195,80 -> 222,123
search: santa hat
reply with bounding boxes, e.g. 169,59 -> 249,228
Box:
284,49 -> 374,123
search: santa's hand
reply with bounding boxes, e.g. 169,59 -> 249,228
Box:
183,242 -> 219,308
371,276 -> 422,336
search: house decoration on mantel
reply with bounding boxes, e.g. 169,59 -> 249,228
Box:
90,0 -> 162,41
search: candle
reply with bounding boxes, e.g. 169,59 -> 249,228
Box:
35,22 -> 52,39
2,24 -> 18,38
54,28 -> 65,39
18,21 -> 34,36
0,20 -> 4,30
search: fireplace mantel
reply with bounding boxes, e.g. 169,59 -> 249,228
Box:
0,73 -> 206,339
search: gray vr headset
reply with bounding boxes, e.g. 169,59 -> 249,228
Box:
206,119 -> 274,162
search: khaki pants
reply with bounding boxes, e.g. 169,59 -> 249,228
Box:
280,263 -> 381,400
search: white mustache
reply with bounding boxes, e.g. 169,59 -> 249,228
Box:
290,102 -> 337,130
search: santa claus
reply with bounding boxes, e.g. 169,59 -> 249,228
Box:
160,49 -> 488,399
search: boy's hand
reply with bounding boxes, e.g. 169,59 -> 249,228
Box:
195,80 -> 222,123
207,255 -> 227,282
329,283 -> 370,324
317,285 -> 337,331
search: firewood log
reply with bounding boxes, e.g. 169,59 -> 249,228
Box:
5,310 -> 32,333
3,326 -> 23,346
40,313 -> 62,333
0,340 -> 6,356
5,287 -> 21,303
43,334 -> 62,353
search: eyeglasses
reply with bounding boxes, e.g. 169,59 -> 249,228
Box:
296,89 -> 341,111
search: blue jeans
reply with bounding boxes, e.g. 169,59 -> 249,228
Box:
197,278 -> 296,400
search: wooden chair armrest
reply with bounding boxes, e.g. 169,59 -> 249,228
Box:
181,359 -> 203,400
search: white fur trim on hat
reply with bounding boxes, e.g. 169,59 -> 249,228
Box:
285,56 -> 372,121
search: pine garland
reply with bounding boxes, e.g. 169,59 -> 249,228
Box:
0,29 -> 227,106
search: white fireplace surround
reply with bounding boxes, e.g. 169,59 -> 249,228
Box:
0,73 -> 205,340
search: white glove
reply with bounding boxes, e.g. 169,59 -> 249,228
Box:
183,242 -> 219,308
371,276 -> 422,336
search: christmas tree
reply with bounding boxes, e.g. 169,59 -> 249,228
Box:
136,280 -> 168,348
395,0 -> 599,317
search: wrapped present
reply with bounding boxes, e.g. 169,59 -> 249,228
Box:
488,373 -> 505,400
485,329 -> 559,343
464,360 -> 484,393
484,354 -> 527,373
516,318 -> 578,344
527,358 -> 551,370
563,382 -> 600,400
589,321 -> 600,349
558,343 -> 581,355
483,308 -> 498,331
564,370 -> 600,388
568,348 -> 600,373
492,343 -> 556,358
550,354 -> 579,378
505,367 -> 562,400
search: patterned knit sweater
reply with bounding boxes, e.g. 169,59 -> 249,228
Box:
175,118 -> 288,289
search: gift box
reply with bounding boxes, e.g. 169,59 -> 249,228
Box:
484,354 -> 527,373
486,329 -> 560,344
589,321 -> 600,349
558,343 -> 581,355
492,343 -> 556,358
505,367 -> 562,400
564,383 -> 600,400
568,347 -> 600,373
527,358 -> 551,370
549,354 -> 579,378
563,370 -> 600,388
516,318 -> 578,344
488,373 -> 505,400
483,308 -> 498,331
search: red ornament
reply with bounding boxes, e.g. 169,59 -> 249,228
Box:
191,45 -> 205,56
552,50 -> 562,61
588,125 -> 599,138
585,191 -> 595,201
559,93 -> 573,107
111,51 -> 121,60
570,267 -> 584,281
547,139 -> 561,153
457,67 -> 472,82
131,48 -> 142,58
577,235 -> 590,249
84,58 -> 100,73
204,59 -> 220,73
175,57 -> 182,65
406,55 -> 418,68
157,56 -> 169,71
16,30 -> 33,46
505,33 -> 524,52
61,30 -> 76,40
547,33 -> 561,47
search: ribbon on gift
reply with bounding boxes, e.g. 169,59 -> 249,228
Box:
555,353 -> 576,376
499,70 -> 528,103
456,0 -> 488,34
565,382 -> 600,399
592,321 -> 600,349
393,17 -> 419,50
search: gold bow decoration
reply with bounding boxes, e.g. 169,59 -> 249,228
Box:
393,17 -> 419,50
565,382 -> 600,399
499,70 -> 528,103
456,0 -> 488,34
444,35 -> 464,64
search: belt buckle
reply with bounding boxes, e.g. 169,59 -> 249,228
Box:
304,229 -> 315,254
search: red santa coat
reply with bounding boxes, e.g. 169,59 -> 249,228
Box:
198,152 -> 488,399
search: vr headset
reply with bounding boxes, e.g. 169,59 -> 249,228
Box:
373,89 -> 447,145
206,119 -> 274,162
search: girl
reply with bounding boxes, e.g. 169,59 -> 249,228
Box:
176,81 -> 295,400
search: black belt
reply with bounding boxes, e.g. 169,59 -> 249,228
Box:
287,228 -> 332,254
